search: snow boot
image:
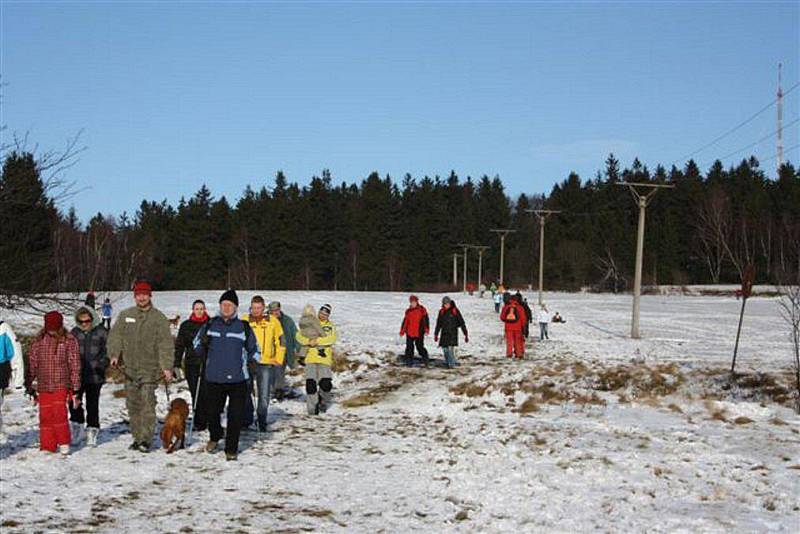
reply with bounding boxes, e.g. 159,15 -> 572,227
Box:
86,427 -> 98,447
205,440 -> 219,453
225,452 -> 238,461
137,442 -> 150,453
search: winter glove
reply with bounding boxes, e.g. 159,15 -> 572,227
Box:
298,356 -> 306,367
464,334 -> 469,343
172,367 -> 184,382
434,335 -> 438,343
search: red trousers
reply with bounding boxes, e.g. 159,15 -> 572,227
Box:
505,329 -> 525,359
38,390 -> 71,452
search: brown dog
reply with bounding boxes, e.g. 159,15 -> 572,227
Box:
160,398 -> 190,453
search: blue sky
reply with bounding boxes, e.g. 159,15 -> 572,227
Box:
2,1 -> 798,221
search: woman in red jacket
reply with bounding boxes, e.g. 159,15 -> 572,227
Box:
399,295 -> 430,365
26,311 -> 81,455
500,294 -> 526,360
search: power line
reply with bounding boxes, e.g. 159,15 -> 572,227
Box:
671,80 -> 800,166
711,116 -> 800,164
759,142 -> 800,164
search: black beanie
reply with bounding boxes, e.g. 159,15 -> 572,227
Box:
219,289 -> 239,307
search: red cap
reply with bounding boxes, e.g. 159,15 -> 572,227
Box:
409,295 -> 419,303
133,281 -> 152,296
44,311 -> 64,331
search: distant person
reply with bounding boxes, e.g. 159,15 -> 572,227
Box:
538,304 -> 552,340
194,289 -> 260,461
399,295 -> 430,365
522,297 -> 533,339
101,298 -> 113,329
174,300 -> 211,432
479,283 -> 487,298
552,312 -> 566,324
490,282 -> 498,297
501,295 -> 526,360
85,291 -> 96,309
493,291 -> 502,313
26,311 -> 81,455
107,281 -> 174,453
434,296 -> 468,368
296,304 -> 337,415
69,306 -> 109,447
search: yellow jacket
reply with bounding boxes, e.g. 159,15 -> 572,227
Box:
242,313 -> 286,365
296,320 -> 337,366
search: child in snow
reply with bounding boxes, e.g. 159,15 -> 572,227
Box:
434,296 -> 468,368
500,295 -> 526,360
538,304 -> 552,340
493,291 -> 502,313
296,304 -> 337,415
101,298 -> 113,330
26,311 -> 81,455
552,312 -> 566,324
399,295 -> 430,365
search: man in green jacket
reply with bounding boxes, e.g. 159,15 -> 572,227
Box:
107,281 -> 174,452
269,301 -> 298,400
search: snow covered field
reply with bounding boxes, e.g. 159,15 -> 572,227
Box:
1,291 -> 799,533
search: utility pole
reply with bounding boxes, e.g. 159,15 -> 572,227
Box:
474,245 -> 489,289
777,62 -> 784,174
452,253 -> 459,288
456,244 -> 470,293
527,209 -> 561,306
616,182 -> 674,339
490,229 -> 516,286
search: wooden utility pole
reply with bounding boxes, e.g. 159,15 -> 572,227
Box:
527,209 -> 560,305
452,253 -> 459,288
490,229 -> 516,286
616,182 -> 674,338
474,245 -> 489,289
456,244 -> 470,293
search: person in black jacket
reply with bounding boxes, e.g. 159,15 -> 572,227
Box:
434,296 -> 468,368
174,300 -> 211,432
518,294 -> 533,339
69,306 -> 109,447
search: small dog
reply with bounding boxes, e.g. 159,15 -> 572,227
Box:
160,398 -> 190,453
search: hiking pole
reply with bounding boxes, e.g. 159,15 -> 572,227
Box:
186,363 -> 204,445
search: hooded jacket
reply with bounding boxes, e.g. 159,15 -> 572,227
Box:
70,307 -> 109,386
400,305 -> 430,338
434,303 -> 468,347
242,313 -> 286,366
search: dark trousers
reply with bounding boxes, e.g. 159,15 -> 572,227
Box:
404,336 -> 429,361
206,381 -> 248,455
102,318 -> 111,330
69,383 -> 103,428
185,361 -> 208,431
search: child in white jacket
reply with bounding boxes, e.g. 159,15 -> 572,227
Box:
537,305 -> 551,340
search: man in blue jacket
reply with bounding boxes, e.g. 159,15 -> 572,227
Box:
194,289 -> 260,461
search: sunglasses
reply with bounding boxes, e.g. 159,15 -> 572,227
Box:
78,319 -> 92,324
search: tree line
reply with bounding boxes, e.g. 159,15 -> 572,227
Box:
1,150 -> 798,295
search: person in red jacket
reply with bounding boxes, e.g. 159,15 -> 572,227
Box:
26,311 -> 82,455
500,294 -> 526,360
400,295 -> 430,365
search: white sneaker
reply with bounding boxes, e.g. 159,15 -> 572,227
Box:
86,427 -> 98,447
59,444 -> 70,456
